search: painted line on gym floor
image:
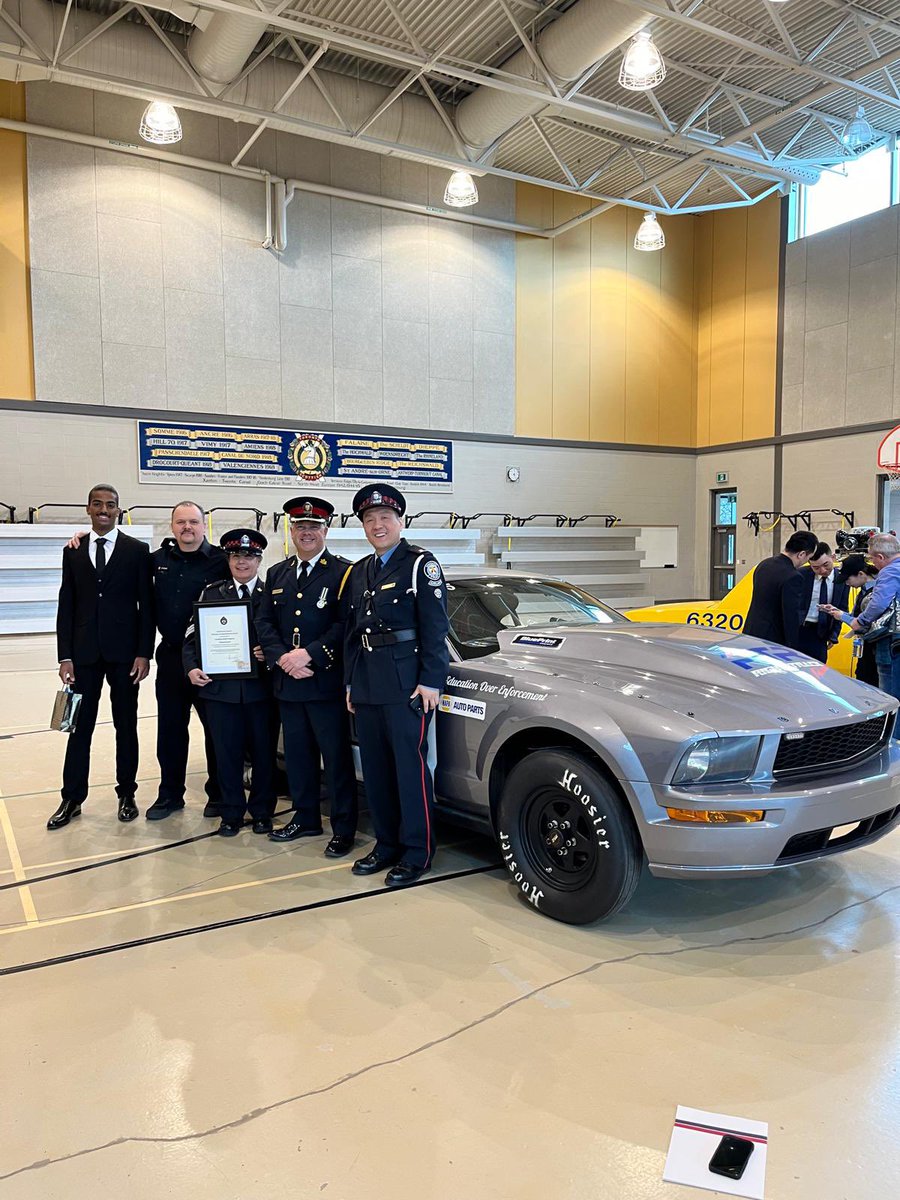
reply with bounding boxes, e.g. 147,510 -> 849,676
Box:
0,794 -> 39,925
0,713 -> 158,739
0,863 -> 502,976
0,806 -> 294,893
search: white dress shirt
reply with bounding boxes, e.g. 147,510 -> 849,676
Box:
88,526 -> 118,567
805,569 -> 834,624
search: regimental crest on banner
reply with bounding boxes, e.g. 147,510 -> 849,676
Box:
288,433 -> 333,482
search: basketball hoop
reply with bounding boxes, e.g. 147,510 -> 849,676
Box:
877,425 -> 900,491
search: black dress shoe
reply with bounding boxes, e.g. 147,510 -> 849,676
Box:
47,799 -> 82,830
117,797 -> 139,823
146,799 -> 185,821
351,850 -> 403,876
268,820 -> 324,842
218,820 -> 242,837
324,834 -> 355,858
251,817 -> 274,835
203,800 -> 223,818
385,862 -> 430,888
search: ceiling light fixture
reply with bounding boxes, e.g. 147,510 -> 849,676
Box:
443,170 -> 479,207
619,30 -> 666,91
841,104 -> 875,151
139,100 -> 183,145
634,211 -> 665,251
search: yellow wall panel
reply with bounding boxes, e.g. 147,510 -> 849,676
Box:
708,208 -> 747,445
515,184 -> 554,437
624,207 -> 661,443
659,214 -> 695,446
0,81 -> 34,402
589,207 -> 627,442
551,192 -> 592,440
742,197 -> 779,441
693,213 -> 713,447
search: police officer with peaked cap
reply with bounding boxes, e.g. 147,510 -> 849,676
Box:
255,497 -> 358,857
183,528 -> 276,837
343,483 -> 450,886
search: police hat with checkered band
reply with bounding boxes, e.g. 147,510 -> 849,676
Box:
220,528 -> 267,556
352,482 -> 406,520
283,496 -> 335,525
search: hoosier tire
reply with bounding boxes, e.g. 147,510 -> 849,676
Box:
496,750 -> 642,924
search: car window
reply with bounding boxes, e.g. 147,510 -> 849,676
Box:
447,578 -> 626,660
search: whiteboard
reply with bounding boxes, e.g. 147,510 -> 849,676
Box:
636,526 -> 678,569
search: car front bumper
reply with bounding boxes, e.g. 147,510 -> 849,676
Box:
633,742 -> 900,879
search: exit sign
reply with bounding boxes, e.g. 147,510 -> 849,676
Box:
716,472 -> 729,484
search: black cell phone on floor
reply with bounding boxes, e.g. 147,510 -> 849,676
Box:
709,1135 -> 755,1180
408,694 -> 424,716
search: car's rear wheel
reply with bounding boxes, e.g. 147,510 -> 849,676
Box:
496,749 -> 642,924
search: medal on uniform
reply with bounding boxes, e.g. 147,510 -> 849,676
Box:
317,587 -> 329,609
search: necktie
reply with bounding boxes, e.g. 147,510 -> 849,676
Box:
95,537 -> 107,576
240,584 -> 250,600
374,556 -> 383,575
817,577 -> 829,636
298,560 -> 310,583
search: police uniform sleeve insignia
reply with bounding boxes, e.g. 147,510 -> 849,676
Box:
424,560 -> 442,585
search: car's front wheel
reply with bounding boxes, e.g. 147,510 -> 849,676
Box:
496,750 -> 642,924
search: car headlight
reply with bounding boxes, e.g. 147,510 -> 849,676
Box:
671,735 -> 762,786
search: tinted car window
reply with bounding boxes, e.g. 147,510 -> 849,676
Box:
447,578 -> 627,660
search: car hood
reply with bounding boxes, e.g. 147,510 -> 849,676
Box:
492,624 -> 893,733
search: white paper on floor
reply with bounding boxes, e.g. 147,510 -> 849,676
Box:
663,1104 -> 768,1199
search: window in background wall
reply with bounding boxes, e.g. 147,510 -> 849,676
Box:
788,142 -> 898,242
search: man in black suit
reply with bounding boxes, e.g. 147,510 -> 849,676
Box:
743,530 -> 819,650
255,497 -> 357,857
183,529 -> 276,837
343,483 -> 450,887
49,484 -> 154,829
797,542 -> 849,663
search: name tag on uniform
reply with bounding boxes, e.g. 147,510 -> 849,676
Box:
380,582 -> 396,590
272,588 -> 284,594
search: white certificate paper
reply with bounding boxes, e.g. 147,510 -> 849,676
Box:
196,601 -> 253,677
663,1105 -> 768,1199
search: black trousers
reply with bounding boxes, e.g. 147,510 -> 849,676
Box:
856,642 -> 879,687
154,642 -> 220,805
279,698 -> 357,836
797,624 -> 829,664
354,702 -> 434,868
61,658 -> 139,804
204,698 -> 276,823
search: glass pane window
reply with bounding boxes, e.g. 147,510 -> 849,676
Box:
793,144 -> 893,241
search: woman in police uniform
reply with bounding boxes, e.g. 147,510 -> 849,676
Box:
343,483 -> 449,886
183,528 -> 276,837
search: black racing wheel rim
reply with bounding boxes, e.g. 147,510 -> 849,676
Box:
519,786 -> 600,892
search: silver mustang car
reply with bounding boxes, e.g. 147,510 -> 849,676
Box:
433,571 -> 900,924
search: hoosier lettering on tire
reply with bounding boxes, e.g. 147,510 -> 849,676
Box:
496,750 -> 642,925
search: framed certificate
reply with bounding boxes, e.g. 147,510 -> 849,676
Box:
194,599 -> 253,678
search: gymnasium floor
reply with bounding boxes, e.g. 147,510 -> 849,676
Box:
2,635 -> 899,1198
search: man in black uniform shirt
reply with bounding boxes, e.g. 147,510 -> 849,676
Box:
183,529 -> 276,837
146,501 -> 230,820
256,497 -> 357,857
49,484 -> 154,829
343,483 -> 450,887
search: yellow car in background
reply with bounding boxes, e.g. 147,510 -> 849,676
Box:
624,567 -> 859,677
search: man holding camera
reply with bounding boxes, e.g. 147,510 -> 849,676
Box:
343,483 -> 449,887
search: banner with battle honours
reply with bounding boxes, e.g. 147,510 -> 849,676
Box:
137,422 -> 453,491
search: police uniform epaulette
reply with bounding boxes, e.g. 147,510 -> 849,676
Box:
408,544 -> 432,557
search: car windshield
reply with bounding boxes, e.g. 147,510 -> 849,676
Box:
447,577 -> 627,660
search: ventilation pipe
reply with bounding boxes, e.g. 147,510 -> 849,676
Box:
186,0 -> 265,92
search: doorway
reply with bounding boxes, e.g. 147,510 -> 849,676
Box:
710,489 -> 737,600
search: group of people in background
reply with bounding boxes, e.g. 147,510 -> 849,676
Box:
744,529 -> 897,696
51,481 -> 449,888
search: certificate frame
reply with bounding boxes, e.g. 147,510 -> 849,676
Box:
194,599 -> 254,678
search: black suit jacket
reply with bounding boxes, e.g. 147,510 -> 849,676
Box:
799,569 -> 850,644
182,578 -> 271,704
255,552 -> 351,702
743,553 -> 805,649
56,532 -> 155,665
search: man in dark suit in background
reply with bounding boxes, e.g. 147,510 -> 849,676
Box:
49,484 -> 154,829
743,529 -> 819,650
797,542 -> 848,663
256,496 -> 357,857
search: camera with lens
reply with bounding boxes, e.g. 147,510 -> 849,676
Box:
835,526 -> 880,553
